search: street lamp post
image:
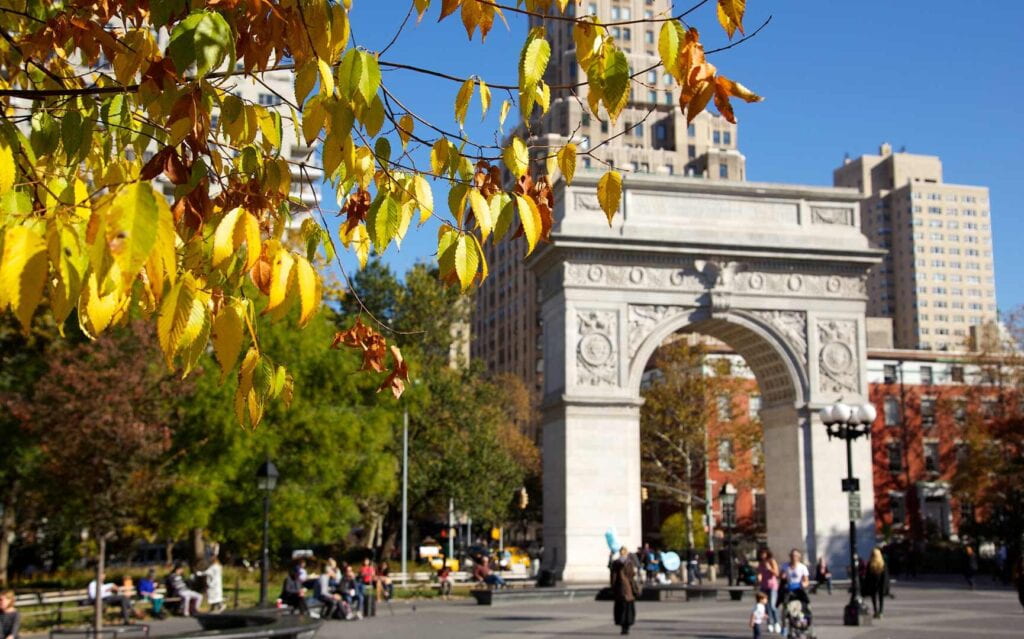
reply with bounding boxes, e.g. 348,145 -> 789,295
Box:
719,483 -> 737,586
819,401 -> 876,627
256,459 -> 279,607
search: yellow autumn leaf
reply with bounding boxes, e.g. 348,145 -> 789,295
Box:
78,271 -> 129,338
453,233 -> 478,291
514,194 -> 542,257
414,174 -> 434,225
0,139 -> 15,195
398,113 -> 414,149
454,76 -> 475,128
503,136 -> 529,179
266,246 -> 295,313
558,143 -> 577,185
478,79 -> 491,118
717,0 -> 746,39
0,226 -> 48,332
294,255 -> 321,326
469,188 -> 492,242
212,208 -> 261,271
341,222 -> 371,269
212,300 -> 246,378
498,100 -> 511,131
156,273 -> 203,369
597,170 -> 623,226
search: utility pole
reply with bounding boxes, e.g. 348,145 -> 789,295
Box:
401,410 -> 409,586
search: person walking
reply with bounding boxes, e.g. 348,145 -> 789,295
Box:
756,548 -> 781,634
0,590 -> 20,639
610,547 -> 639,635
205,555 -> 224,613
862,548 -> 890,619
779,548 -> 810,632
963,546 -> 978,590
749,591 -> 769,639
815,556 -> 833,595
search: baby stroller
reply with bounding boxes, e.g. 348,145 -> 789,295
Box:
784,598 -> 815,639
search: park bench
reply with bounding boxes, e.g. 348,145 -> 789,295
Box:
17,586 -> 182,625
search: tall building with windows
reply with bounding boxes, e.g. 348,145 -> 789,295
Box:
472,0 -> 748,413
834,144 -> 998,352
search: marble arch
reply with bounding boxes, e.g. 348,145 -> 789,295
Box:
528,173 -> 884,582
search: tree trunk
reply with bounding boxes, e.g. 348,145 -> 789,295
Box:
190,528 -> 205,565
0,485 -> 16,587
165,539 -> 175,566
94,536 -> 106,633
684,456 -> 695,551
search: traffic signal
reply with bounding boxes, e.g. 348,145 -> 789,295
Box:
641,486 -> 649,502
518,486 -> 529,510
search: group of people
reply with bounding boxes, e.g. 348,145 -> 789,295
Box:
85,555 -> 224,622
282,558 -> 392,620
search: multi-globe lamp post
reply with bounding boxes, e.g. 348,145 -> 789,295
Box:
819,400 -> 877,626
719,483 -> 737,587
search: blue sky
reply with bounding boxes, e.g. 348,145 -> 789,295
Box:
338,1 -> 1023,312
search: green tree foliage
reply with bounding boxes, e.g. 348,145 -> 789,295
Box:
660,510 -> 707,551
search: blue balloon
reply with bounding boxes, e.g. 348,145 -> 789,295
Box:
661,551 -> 681,571
605,530 -> 621,553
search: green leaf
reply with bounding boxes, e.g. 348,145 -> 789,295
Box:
367,193 -> 401,254
659,20 -> 686,83
168,10 -> 233,79
61,111 -> 84,163
602,48 -> 630,123
357,51 -> 382,104
454,234 -> 478,291
519,26 -> 551,89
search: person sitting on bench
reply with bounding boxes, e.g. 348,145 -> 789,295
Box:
473,556 -> 506,589
280,566 -> 309,615
87,577 -> 134,624
314,563 -> 344,619
165,563 -> 203,616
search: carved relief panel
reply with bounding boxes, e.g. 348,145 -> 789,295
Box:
576,310 -> 619,388
817,319 -> 859,394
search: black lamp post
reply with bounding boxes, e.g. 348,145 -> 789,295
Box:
719,483 -> 737,586
820,401 -> 876,627
256,459 -> 279,607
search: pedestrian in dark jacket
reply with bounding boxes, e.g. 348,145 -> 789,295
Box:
280,567 -> 309,614
861,548 -> 890,619
0,590 -> 20,639
964,546 -> 978,590
610,547 -> 639,635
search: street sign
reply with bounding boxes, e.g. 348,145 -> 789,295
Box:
848,492 -> 861,521
842,478 -> 860,493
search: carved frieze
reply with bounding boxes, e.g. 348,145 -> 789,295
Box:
751,310 -> 808,367
627,305 -> 690,357
564,261 -> 867,300
811,206 -> 855,226
576,310 -> 618,388
817,319 -> 859,394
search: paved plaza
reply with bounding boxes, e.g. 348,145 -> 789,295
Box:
148,580 -> 1021,638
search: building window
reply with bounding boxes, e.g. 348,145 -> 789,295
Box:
754,493 -> 767,528
883,364 -> 897,384
924,441 -> 940,473
884,396 -> 900,426
713,130 -> 721,144
688,144 -> 696,159
920,398 -> 936,426
951,365 -> 964,383
748,395 -> 762,420
982,398 -> 998,419
751,441 -> 762,467
890,492 -> 906,527
716,394 -> 732,421
718,439 -> 734,471
920,366 -> 933,385
719,163 -> 728,179
887,442 -> 903,472
687,123 -> 696,136
954,400 -> 967,425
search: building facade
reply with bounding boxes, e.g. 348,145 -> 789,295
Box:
834,145 -> 998,352
472,0 -> 747,417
